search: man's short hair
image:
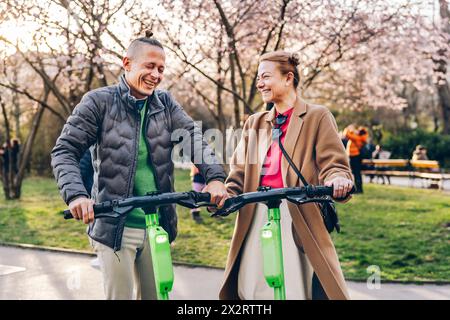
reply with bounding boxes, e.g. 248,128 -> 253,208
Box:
126,30 -> 164,58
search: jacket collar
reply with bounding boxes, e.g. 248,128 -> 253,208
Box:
265,96 -> 308,124
264,95 -> 308,187
118,74 -> 165,115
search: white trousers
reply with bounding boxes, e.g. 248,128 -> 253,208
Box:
238,200 -> 314,300
91,227 -> 157,300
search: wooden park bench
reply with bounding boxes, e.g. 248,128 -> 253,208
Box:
361,159 -> 450,190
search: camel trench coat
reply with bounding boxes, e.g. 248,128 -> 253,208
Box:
219,97 -> 353,300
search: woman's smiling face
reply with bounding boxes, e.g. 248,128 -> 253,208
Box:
256,60 -> 292,104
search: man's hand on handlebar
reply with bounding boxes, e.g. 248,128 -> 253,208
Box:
202,180 -> 229,210
324,177 -> 353,202
68,196 -> 95,224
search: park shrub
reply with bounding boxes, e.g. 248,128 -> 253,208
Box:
382,129 -> 450,169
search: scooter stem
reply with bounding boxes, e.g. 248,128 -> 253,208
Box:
261,199 -> 286,300
145,212 -> 174,300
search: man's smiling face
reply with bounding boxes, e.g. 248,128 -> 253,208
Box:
123,44 -> 166,99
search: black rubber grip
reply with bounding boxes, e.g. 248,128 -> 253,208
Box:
195,192 -> 211,203
306,185 -> 334,197
307,185 -> 356,198
63,209 -> 73,219
62,203 -> 110,220
311,185 -> 356,201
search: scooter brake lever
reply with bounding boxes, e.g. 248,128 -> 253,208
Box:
177,198 -> 198,209
286,196 -> 333,206
210,199 -> 242,217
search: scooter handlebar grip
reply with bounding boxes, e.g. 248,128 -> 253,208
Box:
306,185 -> 334,197
63,210 -> 73,219
308,185 -> 356,199
62,203 -> 110,220
195,192 -> 211,203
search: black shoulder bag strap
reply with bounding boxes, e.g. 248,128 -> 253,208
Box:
273,114 -> 341,233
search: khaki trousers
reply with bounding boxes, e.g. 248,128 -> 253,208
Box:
238,200 -> 314,300
91,227 -> 157,300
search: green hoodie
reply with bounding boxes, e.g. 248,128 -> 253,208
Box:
125,98 -> 157,228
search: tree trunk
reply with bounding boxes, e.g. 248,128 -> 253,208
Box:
0,95 -> 11,197
216,80 -> 225,133
437,83 -> 450,134
437,0 -> 450,134
12,70 -> 21,141
11,89 -> 49,199
0,88 -> 48,200
229,53 -> 241,128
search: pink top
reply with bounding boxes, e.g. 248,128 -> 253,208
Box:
260,107 -> 294,189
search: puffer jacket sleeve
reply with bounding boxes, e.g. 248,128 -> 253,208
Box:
165,92 -> 227,184
51,93 -> 101,205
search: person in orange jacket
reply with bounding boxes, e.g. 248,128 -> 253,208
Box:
190,164 -> 206,223
343,125 -> 368,193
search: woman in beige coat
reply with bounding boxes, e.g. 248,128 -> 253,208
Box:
219,51 -> 354,300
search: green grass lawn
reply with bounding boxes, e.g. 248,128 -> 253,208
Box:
0,170 -> 449,282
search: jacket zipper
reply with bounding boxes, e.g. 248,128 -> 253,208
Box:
143,106 -> 161,191
114,108 -> 140,251
128,111 -> 141,196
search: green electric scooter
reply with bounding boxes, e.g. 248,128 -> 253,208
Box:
63,190 -> 212,300
212,185 -> 343,300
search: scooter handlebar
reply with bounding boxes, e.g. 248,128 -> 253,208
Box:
212,185 -> 355,217
192,192 -> 211,203
305,185 -> 333,197
305,185 -> 355,198
62,191 -> 213,220
63,202 -> 112,220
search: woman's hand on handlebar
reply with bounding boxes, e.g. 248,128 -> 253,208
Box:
324,177 -> 354,201
68,196 -> 95,224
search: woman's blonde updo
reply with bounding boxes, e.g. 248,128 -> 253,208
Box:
259,51 -> 300,88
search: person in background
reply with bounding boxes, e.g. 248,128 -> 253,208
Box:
1,139 -> 21,176
343,125 -> 368,194
412,145 -> 429,161
79,149 -> 94,196
411,145 -> 439,188
0,143 -> 5,180
1,141 -> 11,177
371,144 -> 391,185
190,164 -> 206,223
11,139 -> 20,174
340,131 -> 349,149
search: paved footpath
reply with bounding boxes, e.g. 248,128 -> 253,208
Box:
0,245 -> 448,300
363,176 -> 450,191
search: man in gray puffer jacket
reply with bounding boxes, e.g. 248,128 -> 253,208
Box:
51,33 -> 228,299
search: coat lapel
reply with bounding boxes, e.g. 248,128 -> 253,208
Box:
254,106 -> 276,179
227,112 -> 273,277
224,108 -> 276,288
